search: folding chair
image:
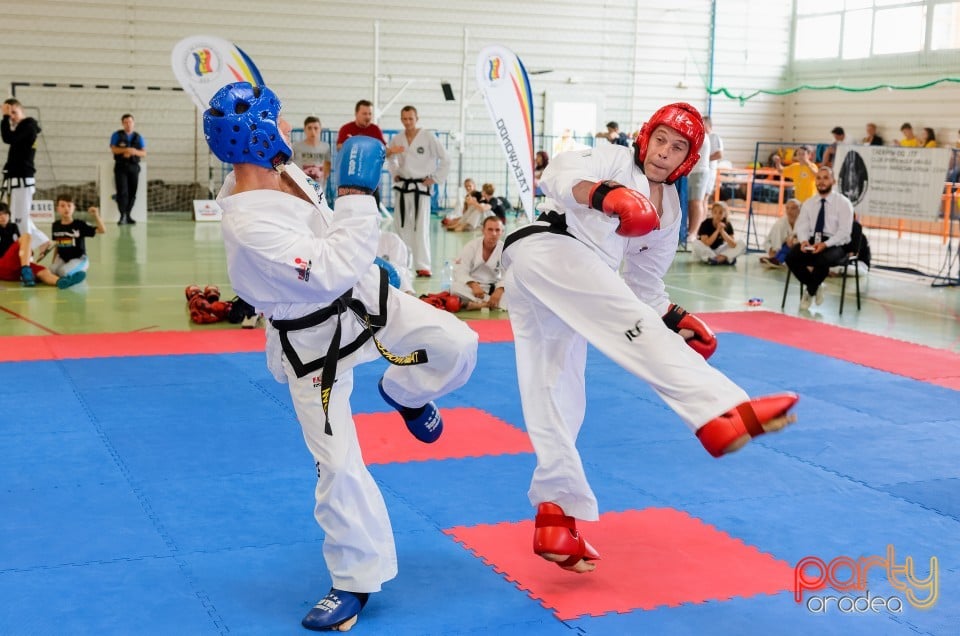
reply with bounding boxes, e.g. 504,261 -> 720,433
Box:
781,233 -> 863,315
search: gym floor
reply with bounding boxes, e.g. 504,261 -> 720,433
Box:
2,211 -> 958,352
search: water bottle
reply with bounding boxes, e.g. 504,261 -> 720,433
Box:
440,260 -> 453,291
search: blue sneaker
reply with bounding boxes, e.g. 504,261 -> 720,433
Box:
301,588 -> 369,632
378,378 -> 443,443
56,270 -> 86,289
20,266 -> 36,287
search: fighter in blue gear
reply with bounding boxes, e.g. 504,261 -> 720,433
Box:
204,82 -> 477,632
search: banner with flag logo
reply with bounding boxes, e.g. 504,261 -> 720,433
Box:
171,35 -> 265,111
475,45 -> 535,221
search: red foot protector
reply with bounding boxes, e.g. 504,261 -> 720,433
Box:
355,407 -> 533,465
446,507 -> 793,619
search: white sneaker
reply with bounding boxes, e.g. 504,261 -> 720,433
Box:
799,290 -> 812,311
815,286 -> 824,305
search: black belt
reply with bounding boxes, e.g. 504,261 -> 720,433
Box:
0,176 -> 35,189
503,210 -> 576,251
393,178 -> 427,227
269,267 -> 428,435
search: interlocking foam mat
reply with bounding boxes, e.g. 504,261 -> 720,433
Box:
0,313 -> 957,635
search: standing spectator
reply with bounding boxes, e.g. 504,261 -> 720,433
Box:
822,126 -> 845,168
451,215 -> 505,311
685,130 -> 711,239
785,167 -> 854,311
1,98 -> 50,249
336,100 -> 397,206
336,100 -> 387,150
759,198 -> 800,269
595,121 -> 629,147
862,122 -> 884,146
49,194 -> 104,278
204,82 -> 477,631
773,145 -> 818,202
500,102 -> 798,573
0,201 -> 84,288
919,127 -> 937,148
387,105 -> 450,278
898,123 -> 919,147
110,113 -> 146,225
703,115 -> 724,205
692,201 -> 745,265
292,116 -> 331,187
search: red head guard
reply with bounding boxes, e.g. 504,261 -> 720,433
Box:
634,103 -> 705,184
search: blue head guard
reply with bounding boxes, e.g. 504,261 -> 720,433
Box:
203,82 -> 292,169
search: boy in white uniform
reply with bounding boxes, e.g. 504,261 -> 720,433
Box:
501,103 -> 799,573
387,105 -> 450,277
204,82 -> 477,631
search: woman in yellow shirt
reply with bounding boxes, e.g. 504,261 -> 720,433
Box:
919,127 -> 937,148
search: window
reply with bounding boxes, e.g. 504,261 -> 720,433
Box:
931,2 -> 960,50
794,0 -> 956,61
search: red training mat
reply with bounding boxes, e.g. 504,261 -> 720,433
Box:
446,507 -> 794,619
356,407 -> 533,465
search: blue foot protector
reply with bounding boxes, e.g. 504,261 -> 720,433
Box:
301,588 -> 370,632
378,378 -> 443,443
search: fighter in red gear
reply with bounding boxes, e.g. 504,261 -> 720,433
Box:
501,102 -> 798,574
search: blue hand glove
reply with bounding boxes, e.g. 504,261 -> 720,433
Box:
337,136 -> 386,194
374,257 -> 401,289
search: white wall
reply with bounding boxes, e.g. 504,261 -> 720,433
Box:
0,0 -> 794,192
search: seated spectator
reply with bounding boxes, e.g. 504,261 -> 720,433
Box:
785,167 -> 854,311
692,201 -> 746,266
822,127 -> 844,168
898,123 -> 919,147
0,202 -> 85,288
486,189 -> 512,223
49,194 -> 105,278
920,127 -> 937,148
447,182 -> 494,232
594,121 -> 629,147
773,145 -> 818,202
442,178 -> 479,228
534,151 -> 549,197
450,216 -> 505,310
862,122 -> 884,146
759,198 -> 800,269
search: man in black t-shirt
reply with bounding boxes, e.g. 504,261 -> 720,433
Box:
50,194 -> 104,277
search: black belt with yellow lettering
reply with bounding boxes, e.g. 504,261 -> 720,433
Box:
269,267 -> 428,435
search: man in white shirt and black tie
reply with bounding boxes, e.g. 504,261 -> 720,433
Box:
785,166 -> 854,311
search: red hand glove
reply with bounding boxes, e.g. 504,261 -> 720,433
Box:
588,180 -> 660,237
662,303 -> 717,359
